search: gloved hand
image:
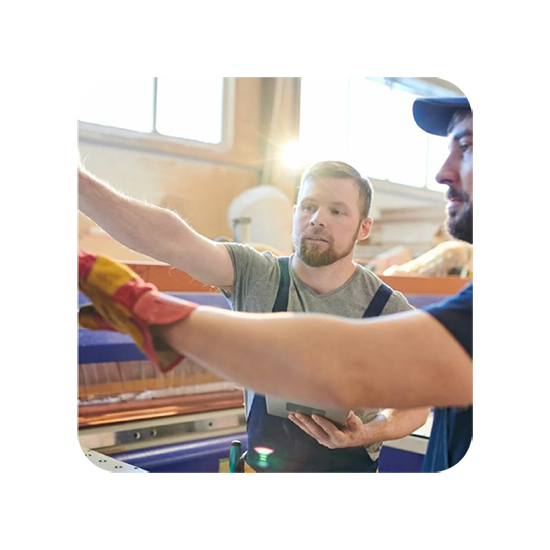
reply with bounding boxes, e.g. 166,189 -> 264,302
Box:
78,250 -> 198,373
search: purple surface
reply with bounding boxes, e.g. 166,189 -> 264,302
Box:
379,445 -> 425,473
111,433 -> 248,473
406,294 -> 448,308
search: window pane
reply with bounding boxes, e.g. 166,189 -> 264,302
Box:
76,76 -> 155,132
384,87 -> 427,188
347,78 -> 393,180
299,77 -> 350,162
0,76 -> 154,132
299,77 -> 441,189
155,77 -> 224,144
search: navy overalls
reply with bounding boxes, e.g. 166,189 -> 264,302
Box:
246,257 -> 393,472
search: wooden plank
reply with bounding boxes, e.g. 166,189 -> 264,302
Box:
124,261 -> 220,292
379,275 -> 471,295
122,261 -> 470,295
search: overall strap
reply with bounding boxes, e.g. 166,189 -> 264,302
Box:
363,284 -> 393,319
273,258 -> 290,313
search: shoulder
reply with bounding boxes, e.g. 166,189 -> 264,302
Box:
221,245 -> 287,309
353,263 -> 386,287
222,243 -> 283,292
354,264 -> 414,313
424,282 -> 473,317
223,242 -> 280,269
384,289 -> 414,313
423,283 -> 473,356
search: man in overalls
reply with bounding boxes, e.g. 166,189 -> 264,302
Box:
218,161 -> 428,472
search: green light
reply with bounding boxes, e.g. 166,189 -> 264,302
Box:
254,446 -> 274,456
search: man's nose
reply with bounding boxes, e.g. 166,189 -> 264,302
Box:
435,152 -> 459,189
310,208 -> 327,226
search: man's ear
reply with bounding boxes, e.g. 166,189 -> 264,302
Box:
357,217 -> 373,242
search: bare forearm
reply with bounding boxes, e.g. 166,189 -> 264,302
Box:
78,170 -> 185,261
156,307 -> 472,409
361,407 -> 430,445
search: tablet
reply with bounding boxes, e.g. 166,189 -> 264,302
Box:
265,394 -> 349,428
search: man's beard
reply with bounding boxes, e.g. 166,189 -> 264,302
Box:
449,204 -> 471,243
447,189 -> 471,243
295,231 -> 357,267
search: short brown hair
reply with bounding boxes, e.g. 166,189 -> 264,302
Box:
299,161 -> 374,218
447,108 -> 473,134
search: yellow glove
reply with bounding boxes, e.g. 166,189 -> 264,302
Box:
78,250 -> 198,373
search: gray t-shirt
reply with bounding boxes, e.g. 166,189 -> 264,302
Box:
221,242 -> 414,461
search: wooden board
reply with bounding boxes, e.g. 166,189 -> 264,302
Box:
122,260 -> 471,295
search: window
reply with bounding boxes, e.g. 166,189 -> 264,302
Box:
78,77 -> 226,145
298,77 -> 458,190
155,78 -> 224,143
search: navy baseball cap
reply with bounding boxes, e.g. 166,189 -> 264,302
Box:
413,96 -> 471,136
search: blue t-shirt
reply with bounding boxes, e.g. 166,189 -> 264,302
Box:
423,284 -> 550,473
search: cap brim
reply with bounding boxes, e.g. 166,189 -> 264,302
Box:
413,96 -> 471,136
413,96 -> 550,136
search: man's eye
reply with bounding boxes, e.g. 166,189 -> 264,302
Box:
302,205 -> 313,211
459,142 -> 472,153
331,209 -> 342,215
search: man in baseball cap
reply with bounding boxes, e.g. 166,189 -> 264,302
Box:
414,96 -> 550,472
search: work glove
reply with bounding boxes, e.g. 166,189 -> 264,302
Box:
78,250 -> 198,373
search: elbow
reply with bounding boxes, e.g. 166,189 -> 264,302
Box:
414,407 -> 431,428
420,406 -> 431,423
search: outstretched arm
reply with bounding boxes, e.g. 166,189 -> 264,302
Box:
78,162 -> 234,287
155,306 -> 472,410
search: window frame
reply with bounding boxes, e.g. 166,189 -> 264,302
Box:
77,77 -> 236,156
